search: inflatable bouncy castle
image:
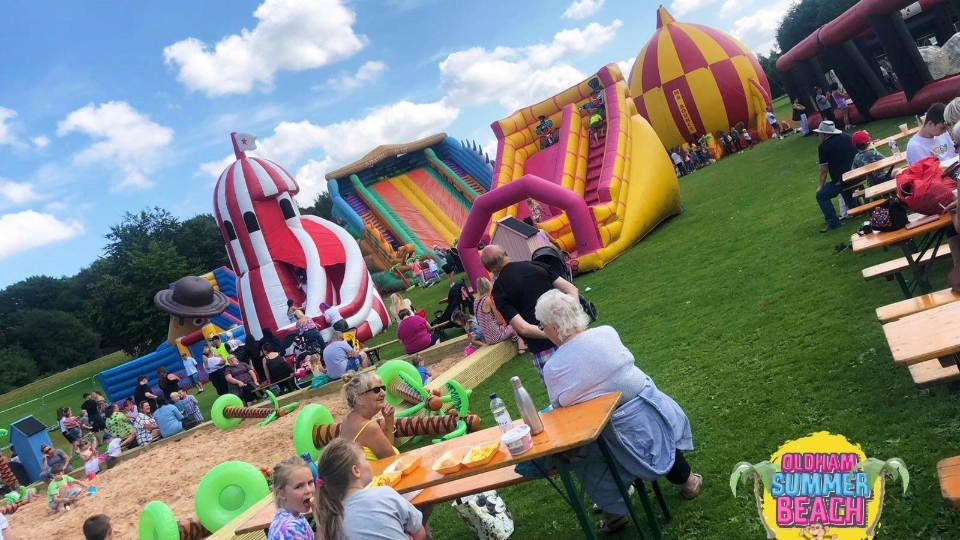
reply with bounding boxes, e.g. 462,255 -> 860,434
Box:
213,133 -> 388,343
629,6 -> 774,149
459,63 -> 682,285
325,134 -> 492,288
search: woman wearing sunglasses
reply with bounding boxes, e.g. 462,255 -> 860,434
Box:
38,444 -> 74,482
336,370 -> 436,539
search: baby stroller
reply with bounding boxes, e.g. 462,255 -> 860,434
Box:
432,279 -> 475,329
531,246 -> 598,321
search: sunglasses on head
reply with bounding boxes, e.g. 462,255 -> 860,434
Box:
364,385 -> 387,395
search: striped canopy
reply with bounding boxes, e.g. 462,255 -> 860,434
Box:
628,6 -> 771,149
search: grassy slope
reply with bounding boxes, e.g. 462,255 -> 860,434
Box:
425,116 -> 960,539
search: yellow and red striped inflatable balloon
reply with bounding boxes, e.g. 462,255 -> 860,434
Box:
628,6 -> 773,150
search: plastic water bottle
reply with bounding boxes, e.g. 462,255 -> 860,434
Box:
511,376 -> 544,435
889,138 -> 900,156
489,393 -> 513,434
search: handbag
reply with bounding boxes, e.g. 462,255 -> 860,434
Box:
896,157 -> 956,215
451,490 -> 514,540
870,198 -> 909,232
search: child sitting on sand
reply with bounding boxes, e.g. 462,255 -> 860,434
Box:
78,440 -> 100,477
314,439 -> 427,540
268,456 -> 316,540
47,464 -> 87,513
104,434 -> 122,469
451,311 -> 484,350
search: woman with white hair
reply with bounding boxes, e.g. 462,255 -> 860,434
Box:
534,289 -> 702,532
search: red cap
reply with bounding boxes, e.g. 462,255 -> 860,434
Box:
852,130 -> 871,146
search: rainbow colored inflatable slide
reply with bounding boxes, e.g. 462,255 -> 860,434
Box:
460,64 -> 682,284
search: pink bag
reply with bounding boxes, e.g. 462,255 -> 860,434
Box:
896,157 -> 956,215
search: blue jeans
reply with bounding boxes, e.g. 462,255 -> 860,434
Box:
816,182 -> 857,228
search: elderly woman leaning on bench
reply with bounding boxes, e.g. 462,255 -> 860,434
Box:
534,290 -> 702,533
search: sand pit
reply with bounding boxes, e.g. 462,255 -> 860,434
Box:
14,355 -> 466,539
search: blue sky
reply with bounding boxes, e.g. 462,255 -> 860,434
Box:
0,0 -> 787,287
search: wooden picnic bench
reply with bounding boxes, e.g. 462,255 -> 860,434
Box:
882,301 -> 960,366
842,154 -> 906,183
937,456 -> 960,508
861,244 -> 953,295
870,126 -> 920,146
876,288 -> 960,324
847,199 -> 884,217
853,213 -> 952,297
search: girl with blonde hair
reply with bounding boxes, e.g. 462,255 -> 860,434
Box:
268,455 -> 315,540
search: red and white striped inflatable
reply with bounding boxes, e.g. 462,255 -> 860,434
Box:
213,133 -> 388,342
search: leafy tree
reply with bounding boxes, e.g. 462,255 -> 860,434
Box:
2,310 -> 100,374
0,347 -> 39,394
174,214 -> 230,273
89,240 -> 189,354
757,50 -> 785,98
103,207 -> 180,260
0,275 -> 85,319
300,192 -> 335,222
776,0 -> 859,54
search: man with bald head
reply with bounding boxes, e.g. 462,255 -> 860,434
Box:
480,245 -> 578,381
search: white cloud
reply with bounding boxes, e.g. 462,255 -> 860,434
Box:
0,107 -> 19,147
197,100 -> 459,205
0,210 -> 83,259
729,0 -> 796,55
670,0 -> 722,17
57,101 -> 174,191
0,180 -> 43,205
31,135 -> 50,149
562,0 -> 605,19
163,0 -> 367,96
324,61 -> 388,91
197,154 -> 237,181
294,158 -> 333,204
719,0 -> 749,19
614,59 -> 634,79
439,20 -> 623,111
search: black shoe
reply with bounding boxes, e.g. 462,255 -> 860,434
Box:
833,243 -> 849,254
820,224 -> 841,233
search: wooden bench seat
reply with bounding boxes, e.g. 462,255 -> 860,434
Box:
937,456 -> 960,508
847,199 -> 884,217
876,288 -> 960,323
908,357 -> 960,388
862,245 -> 953,281
412,466 -> 543,506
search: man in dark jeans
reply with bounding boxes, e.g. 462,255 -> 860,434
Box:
814,121 -> 858,232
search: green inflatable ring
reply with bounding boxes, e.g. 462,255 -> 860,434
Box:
195,461 -> 270,532
377,359 -> 424,407
293,404 -> 335,462
0,429 -> 7,437
211,393 -> 245,431
138,500 -> 180,540
445,379 -> 470,417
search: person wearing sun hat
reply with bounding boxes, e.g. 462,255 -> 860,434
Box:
850,130 -> 887,187
814,120 -> 857,232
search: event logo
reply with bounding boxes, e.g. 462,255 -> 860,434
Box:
730,432 -> 908,539
671,88 -> 697,134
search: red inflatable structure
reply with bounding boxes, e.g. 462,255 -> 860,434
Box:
777,0 -> 960,124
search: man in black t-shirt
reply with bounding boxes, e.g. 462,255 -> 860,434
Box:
814,121 -> 858,232
481,245 -> 579,381
80,392 -> 107,444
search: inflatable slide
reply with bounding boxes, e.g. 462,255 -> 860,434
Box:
460,64 -> 682,285
98,267 -> 246,403
213,133 -> 388,345
325,134 -> 493,274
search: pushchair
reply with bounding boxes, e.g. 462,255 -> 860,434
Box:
432,279 -> 475,330
531,246 -> 598,321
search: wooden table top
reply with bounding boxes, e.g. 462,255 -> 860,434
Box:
234,392 -> 622,535
371,391 -> 621,490
883,301 -> 960,366
871,126 -> 921,146
842,154 -> 906,183
851,213 -> 951,253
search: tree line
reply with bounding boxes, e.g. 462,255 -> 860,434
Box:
0,192 -> 334,394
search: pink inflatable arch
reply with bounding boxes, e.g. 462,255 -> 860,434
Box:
459,174 -> 603,288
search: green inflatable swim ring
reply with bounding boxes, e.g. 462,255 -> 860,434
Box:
0,429 -> 7,437
194,461 -> 270,532
293,404 -> 335,462
138,500 -> 180,540
377,359 -> 425,407
211,393 -> 245,431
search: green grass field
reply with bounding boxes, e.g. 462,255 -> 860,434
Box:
5,117 -> 960,537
